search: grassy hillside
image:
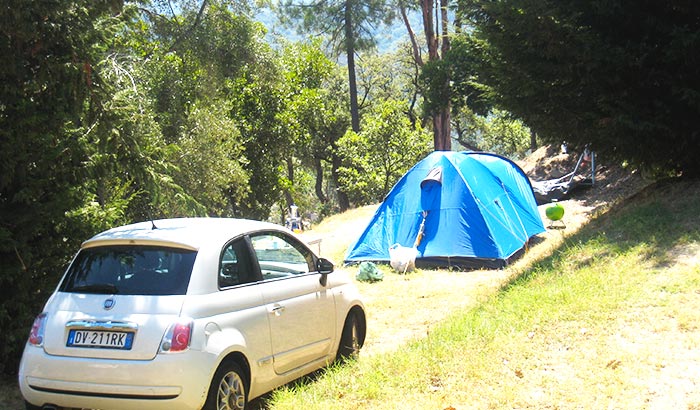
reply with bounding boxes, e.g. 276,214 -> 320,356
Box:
267,178 -> 700,409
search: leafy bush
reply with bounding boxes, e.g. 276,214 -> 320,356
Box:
337,100 -> 432,206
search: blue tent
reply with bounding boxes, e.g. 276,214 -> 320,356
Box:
344,151 -> 545,269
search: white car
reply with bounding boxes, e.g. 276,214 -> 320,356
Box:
19,218 -> 366,410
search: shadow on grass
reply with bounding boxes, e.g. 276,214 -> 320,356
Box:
247,364 -> 343,410
501,177 -> 700,294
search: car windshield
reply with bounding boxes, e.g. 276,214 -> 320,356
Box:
59,245 -> 197,296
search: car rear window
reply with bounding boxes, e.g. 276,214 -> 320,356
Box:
59,245 -> 197,295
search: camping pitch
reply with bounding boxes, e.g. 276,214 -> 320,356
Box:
344,151 -> 545,269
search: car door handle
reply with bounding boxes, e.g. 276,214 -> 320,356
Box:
269,304 -> 285,316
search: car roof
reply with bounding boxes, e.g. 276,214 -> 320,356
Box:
82,218 -> 287,251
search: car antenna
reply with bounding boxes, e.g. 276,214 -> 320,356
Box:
148,211 -> 158,230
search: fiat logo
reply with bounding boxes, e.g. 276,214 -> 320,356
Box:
103,298 -> 115,310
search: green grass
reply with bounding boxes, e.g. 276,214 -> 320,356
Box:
267,178 -> 700,409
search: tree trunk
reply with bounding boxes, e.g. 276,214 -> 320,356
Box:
435,0 -> 451,151
433,106 -> 451,151
401,5 -> 423,66
284,157 -> 294,207
344,2 -> 361,133
413,0 -> 452,151
440,0 -> 450,55
530,129 -> 538,151
421,0 -> 438,60
331,152 -> 350,212
313,158 -> 327,204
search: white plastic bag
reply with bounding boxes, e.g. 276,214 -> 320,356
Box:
388,243 -> 418,273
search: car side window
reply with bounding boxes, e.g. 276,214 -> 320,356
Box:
250,233 -> 313,280
219,238 -> 254,288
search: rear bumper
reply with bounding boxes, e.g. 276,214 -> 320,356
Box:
19,344 -> 216,410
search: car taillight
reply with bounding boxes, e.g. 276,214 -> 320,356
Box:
28,313 -> 47,346
160,319 -> 193,353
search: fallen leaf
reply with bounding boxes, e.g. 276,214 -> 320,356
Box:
606,359 -> 622,369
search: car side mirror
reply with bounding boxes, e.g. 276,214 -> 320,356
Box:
317,258 -> 334,286
316,258 -> 334,274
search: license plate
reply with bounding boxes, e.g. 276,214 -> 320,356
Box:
67,329 -> 134,350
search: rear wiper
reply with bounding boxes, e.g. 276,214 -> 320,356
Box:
69,283 -> 119,294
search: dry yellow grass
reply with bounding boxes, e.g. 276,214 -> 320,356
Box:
293,149 -> 652,362
298,195 -> 605,358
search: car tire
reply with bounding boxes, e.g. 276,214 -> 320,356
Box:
203,360 -> 248,410
337,311 -> 363,361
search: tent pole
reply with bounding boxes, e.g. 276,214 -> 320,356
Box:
568,150 -> 586,186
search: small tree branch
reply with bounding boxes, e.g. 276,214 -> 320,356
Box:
168,0 -> 209,53
400,3 -> 424,66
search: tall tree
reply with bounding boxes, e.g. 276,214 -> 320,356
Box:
277,0 -> 394,133
227,53 -> 289,219
400,0 -> 453,150
277,40 -> 348,212
139,0 -> 273,218
0,0 -> 129,375
456,0 -> 700,175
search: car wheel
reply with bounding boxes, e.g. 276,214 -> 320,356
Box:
337,311 -> 362,361
203,360 -> 248,410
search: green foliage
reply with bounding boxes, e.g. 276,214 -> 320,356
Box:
171,101 -> 249,215
441,35 -> 491,117
276,41 -> 352,215
453,107 -> 532,158
357,50 -> 423,122
0,0 -> 284,375
337,100 -> 432,205
0,0 -> 128,375
280,39 -> 334,91
85,53 -> 193,220
143,51 -> 199,142
420,59 -> 450,116
277,0 -> 397,134
228,61 -> 289,219
144,1 -> 276,218
454,0 -> 700,175
277,40 -> 338,162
